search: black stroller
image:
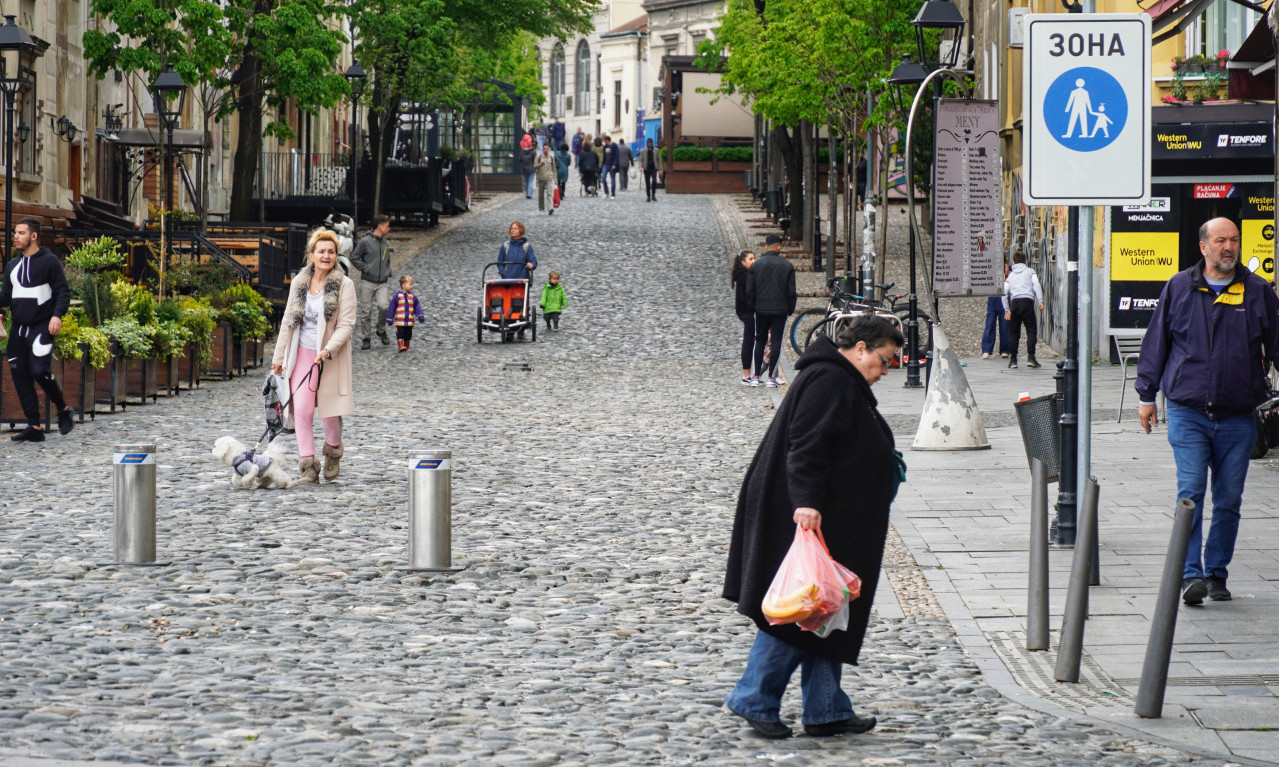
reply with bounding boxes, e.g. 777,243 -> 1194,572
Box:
578,151 -> 600,197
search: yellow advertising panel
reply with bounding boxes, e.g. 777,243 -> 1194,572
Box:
1241,218 -> 1276,282
1110,232 -> 1180,282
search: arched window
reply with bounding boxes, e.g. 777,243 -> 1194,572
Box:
550,44 -> 566,117
575,40 -> 591,116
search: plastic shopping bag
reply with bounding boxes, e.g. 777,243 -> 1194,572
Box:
761,526 -> 860,632
553,188 -> 561,208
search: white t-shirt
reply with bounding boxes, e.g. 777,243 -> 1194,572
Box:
297,290 -> 324,352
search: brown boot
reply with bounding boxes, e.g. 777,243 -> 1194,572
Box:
322,442 -> 344,481
298,456 -> 320,484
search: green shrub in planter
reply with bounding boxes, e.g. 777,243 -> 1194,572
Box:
53,312 -> 111,369
175,297 -> 218,366
672,146 -> 714,161
217,283 -> 272,342
101,316 -> 153,359
714,146 -> 753,162
150,320 -> 192,359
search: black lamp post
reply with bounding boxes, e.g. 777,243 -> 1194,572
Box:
0,14 -> 35,269
53,115 -> 79,143
152,63 -> 188,214
344,62 -> 367,224
887,0 -> 968,389
103,105 -> 123,140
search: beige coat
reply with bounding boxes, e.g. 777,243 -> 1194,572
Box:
534,149 -> 556,183
271,264 -> 357,418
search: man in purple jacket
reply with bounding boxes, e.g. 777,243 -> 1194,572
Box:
1135,217 -> 1279,606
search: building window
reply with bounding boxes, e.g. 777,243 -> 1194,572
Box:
613,81 -> 622,128
18,83 -> 35,175
1193,4 -> 1259,56
575,40 -> 592,116
550,44 -> 566,117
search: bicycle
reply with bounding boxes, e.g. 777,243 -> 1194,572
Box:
789,277 -> 901,355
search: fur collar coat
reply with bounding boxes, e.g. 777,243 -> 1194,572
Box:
270,264 -> 357,418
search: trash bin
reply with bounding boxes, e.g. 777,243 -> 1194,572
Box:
766,189 -> 782,216
1015,394 -> 1062,482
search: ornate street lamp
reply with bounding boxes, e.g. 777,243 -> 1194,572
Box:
152,63 -> 188,214
103,104 -> 123,140
0,14 -> 36,268
344,62 -> 367,223
53,115 -> 79,143
912,0 -> 968,71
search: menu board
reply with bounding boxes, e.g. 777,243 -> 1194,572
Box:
932,100 -> 1003,297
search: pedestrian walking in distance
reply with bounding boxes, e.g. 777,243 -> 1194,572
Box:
0,217 -> 76,442
1002,250 -> 1043,368
539,271 -> 568,331
982,260 -> 1011,359
732,250 -> 757,384
385,275 -> 426,352
601,135 -> 619,199
747,234 -> 796,388
519,133 -> 537,199
534,144 -> 557,215
349,214 -> 393,350
724,314 -> 904,740
639,138 -> 662,201
1135,217 -> 1279,606
617,137 -> 633,191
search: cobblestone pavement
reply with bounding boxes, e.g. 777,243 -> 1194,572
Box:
0,190 -> 1235,766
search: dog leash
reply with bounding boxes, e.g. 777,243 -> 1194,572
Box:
250,361 -> 324,454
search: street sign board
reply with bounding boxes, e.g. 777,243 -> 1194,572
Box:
933,99 -> 1003,297
1023,13 -> 1151,206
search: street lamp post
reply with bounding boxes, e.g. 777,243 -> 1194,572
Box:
152,64 -> 188,300
344,62 -> 367,225
0,15 -> 36,270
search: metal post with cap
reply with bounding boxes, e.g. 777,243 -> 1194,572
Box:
113,444 -> 158,564
407,449 -> 461,572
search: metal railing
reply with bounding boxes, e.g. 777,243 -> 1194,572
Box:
257,151 -> 351,199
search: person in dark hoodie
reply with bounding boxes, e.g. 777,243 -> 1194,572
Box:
723,314 -> 904,740
519,134 -> 537,199
0,218 -> 76,441
731,250 -> 757,383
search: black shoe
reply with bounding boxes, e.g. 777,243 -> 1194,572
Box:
11,426 -> 45,442
804,715 -> 877,737
1008,358 -> 1018,369
731,712 -> 791,739
378,332 -> 391,346
1027,358 -> 1042,369
1182,577 -> 1208,605
361,338 -> 372,350
57,408 -> 75,435
1207,576 -> 1232,601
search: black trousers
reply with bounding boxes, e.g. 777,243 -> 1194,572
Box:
739,314 -> 756,370
1007,297 -> 1038,360
7,324 -> 67,427
544,311 -> 561,328
395,326 -> 414,343
644,168 -> 658,199
753,313 -> 787,378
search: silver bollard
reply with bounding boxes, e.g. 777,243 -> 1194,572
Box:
1087,477 -> 1101,586
113,444 -> 157,564
1027,458 -> 1050,651
408,449 -> 460,572
1135,498 -> 1197,718
1055,474 -> 1100,682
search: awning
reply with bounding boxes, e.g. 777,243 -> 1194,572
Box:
101,127 -> 205,149
1229,16 -> 1276,100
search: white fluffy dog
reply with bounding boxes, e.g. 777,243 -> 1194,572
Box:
212,436 -> 294,490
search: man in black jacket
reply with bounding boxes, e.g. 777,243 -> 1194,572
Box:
0,218 -> 75,441
746,234 -> 797,387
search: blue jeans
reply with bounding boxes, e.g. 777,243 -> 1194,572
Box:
524,172 -> 535,197
982,296 -> 1010,355
602,168 -> 617,196
1165,400 -> 1252,581
725,630 -> 857,725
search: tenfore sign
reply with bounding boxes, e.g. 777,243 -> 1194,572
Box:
1023,14 -> 1151,206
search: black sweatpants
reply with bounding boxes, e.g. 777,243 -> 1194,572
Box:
1007,297 -> 1038,360
739,314 -> 756,371
644,168 -> 659,199
754,313 -> 787,378
7,324 -> 68,427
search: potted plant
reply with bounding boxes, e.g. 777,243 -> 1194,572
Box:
149,319 -> 192,396
173,297 -> 217,388
101,315 -> 156,405
51,308 -> 110,421
212,282 -> 272,375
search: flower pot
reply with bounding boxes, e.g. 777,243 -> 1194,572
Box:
53,342 -> 97,423
181,344 -> 202,390
204,322 -> 236,380
125,357 -> 160,404
95,342 -> 129,412
156,354 -> 182,396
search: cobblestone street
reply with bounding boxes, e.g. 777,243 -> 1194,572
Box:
0,191 -> 1238,766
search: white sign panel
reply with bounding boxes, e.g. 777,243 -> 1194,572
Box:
1023,14 -> 1151,206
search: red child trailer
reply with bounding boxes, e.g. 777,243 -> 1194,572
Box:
476,262 -> 537,343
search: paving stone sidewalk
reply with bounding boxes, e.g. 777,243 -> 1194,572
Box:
0,188 -> 1250,766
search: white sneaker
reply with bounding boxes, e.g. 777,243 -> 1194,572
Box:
748,377 -> 762,387
765,378 -> 779,388
981,352 -> 991,359
1000,353 -> 1010,358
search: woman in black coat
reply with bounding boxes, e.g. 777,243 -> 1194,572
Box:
723,314 -> 904,740
731,250 -> 757,383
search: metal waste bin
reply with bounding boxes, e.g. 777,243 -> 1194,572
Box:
113,444 -> 157,564
1015,394 -> 1062,482
408,449 -> 458,571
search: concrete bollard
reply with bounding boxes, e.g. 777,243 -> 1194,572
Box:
408,449 -> 460,572
113,444 -> 157,564
1135,498 -> 1197,718
1027,458 -> 1051,651
1054,474 -> 1100,682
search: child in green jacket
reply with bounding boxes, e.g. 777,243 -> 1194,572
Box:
539,271 -> 568,330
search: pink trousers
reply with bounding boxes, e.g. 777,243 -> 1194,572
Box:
291,346 -> 341,458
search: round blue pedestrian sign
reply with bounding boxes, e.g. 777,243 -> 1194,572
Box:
1042,67 -> 1127,152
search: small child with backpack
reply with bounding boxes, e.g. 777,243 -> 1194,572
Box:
386,275 -> 426,352
539,271 -> 568,331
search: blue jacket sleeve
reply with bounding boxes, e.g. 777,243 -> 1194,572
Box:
1134,281 -> 1173,403
526,246 -> 537,271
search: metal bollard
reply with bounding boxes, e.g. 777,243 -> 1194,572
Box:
113,444 -> 157,564
1087,477 -> 1101,586
1027,458 -> 1050,651
408,449 -> 460,572
1054,474 -> 1100,682
1135,498 -> 1197,718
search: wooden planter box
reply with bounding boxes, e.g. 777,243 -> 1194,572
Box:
156,354 -> 183,396
234,337 -> 264,375
204,322 -> 236,380
53,342 -> 97,423
95,342 -> 129,412
125,357 -> 160,404
179,344 -> 201,390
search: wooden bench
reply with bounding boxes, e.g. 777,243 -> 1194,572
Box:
1114,334 -> 1145,422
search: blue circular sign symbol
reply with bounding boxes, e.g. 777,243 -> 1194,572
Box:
1042,67 -> 1127,152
